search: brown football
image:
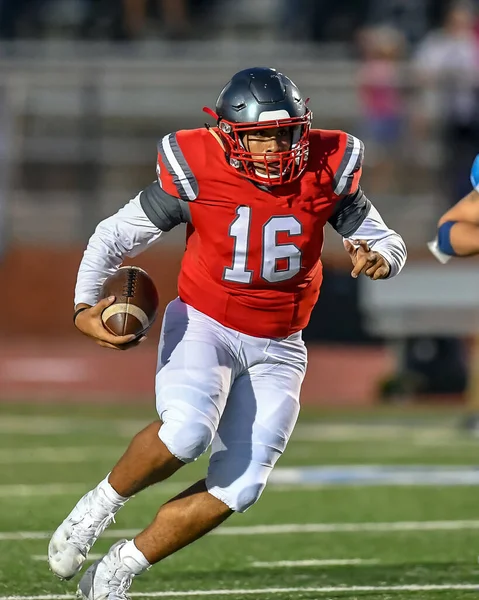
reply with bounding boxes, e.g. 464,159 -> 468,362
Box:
100,266 -> 159,337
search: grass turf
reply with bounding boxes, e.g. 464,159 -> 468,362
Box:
0,402 -> 479,599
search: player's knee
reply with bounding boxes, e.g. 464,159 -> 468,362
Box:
161,420 -> 214,463
232,481 -> 266,512
207,469 -> 269,513
158,403 -> 216,463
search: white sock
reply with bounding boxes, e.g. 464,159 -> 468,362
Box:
119,540 -> 151,574
97,473 -> 129,506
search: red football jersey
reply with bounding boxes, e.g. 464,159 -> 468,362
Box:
155,127 -> 364,338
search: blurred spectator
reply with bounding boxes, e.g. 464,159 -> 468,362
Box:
0,0 -> 43,39
413,0 -> 479,205
367,0 -> 431,46
0,85 -> 9,259
357,25 -> 408,194
0,0 -> 219,41
280,0 -> 370,43
118,0 -> 216,40
310,0 -> 370,43
280,0 -> 311,40
122,0 -> 189,40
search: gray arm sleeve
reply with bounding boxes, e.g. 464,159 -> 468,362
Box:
140,181 -> 191,232
328,187 -> 372,238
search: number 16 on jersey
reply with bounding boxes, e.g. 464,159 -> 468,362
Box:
223,206 -> 303,284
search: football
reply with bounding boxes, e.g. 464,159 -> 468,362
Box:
100,266 -> 159,337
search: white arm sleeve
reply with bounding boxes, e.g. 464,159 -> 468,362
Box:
345,204 -> 407,278
74,193 -> 163,307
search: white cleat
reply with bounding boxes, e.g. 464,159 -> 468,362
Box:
77,540 -> 139,600
48,486 -> 123,580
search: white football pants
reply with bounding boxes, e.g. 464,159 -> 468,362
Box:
155,297 -> 307,512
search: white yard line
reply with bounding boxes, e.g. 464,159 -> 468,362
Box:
0,482 -> 324,498
0,417 -> 96,435
268,465 -> 479,487
31,555 -> 377,567
251,558 -> 378,567
213,520 -> 479,535
3,443 -> 471,466
293,423 -> 456,442
5,519 -> 479,541
31,554 -> 103,562
0,481 -> 187,498
0,484 -> 88,498
2,481 -> 474,497
0,447 -> 123,464
0,418 -> 470,444
6,462 -> 479,498
2,584 -> 479,598
0,416 -> 146,437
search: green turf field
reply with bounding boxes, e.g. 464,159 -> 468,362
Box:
1,402 -> 479,599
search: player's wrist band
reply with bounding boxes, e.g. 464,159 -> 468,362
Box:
73,306 -> 89,324
437,221 -> 458,256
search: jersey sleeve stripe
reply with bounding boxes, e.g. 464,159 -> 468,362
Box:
333,135 -> 364,196
341,143 -> 364,196
158,134 -> 198,201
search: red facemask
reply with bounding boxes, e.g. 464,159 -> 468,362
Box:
204,107 -> 312,186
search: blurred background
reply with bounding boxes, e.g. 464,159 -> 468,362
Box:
1,0 -> 479,409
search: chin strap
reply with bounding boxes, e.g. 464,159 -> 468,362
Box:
207,127 -> 226,151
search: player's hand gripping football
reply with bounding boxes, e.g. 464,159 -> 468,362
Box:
343,239 -> 391,280
74,297 -> 145,350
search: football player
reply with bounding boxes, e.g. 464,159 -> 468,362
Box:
48,67 -> 407,599
429,154 -> 479,262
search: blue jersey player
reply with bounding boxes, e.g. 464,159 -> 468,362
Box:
429,155 -> 479,262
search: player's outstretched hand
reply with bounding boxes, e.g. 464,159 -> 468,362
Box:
344,239 -> 391,280
74,297 -> 146,350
